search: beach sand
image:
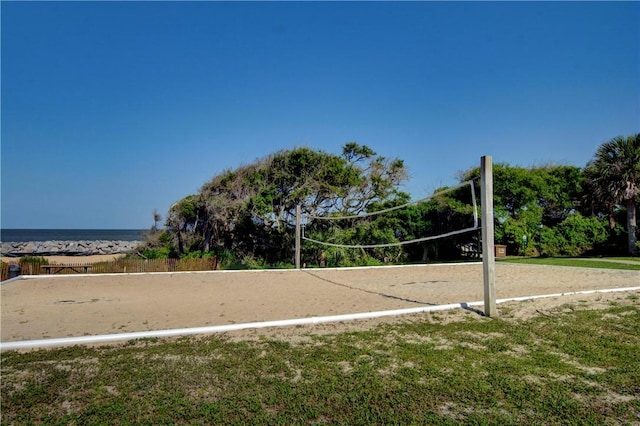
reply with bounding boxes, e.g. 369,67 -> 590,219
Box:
2,263 -> 638,346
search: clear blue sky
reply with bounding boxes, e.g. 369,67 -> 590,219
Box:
2,1 -> 639,229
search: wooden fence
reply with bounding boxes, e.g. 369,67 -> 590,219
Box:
1,261 -> 11,281
1,257 -> 218,281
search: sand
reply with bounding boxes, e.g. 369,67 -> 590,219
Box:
1,263 -> 638,345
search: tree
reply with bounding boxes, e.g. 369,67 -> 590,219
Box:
585,134 -> 640,255
459,164 -> 585,255
164,143 -> 407,264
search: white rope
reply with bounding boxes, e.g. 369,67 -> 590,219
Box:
471,178 -> 479,229
302,225 -> 479,249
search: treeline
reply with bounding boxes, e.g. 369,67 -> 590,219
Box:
462,165 -> 611,257
140,135 -> 639,267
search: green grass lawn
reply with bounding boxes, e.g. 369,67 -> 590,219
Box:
606,257 -> 640,262
2,293 -> 639,424
500,257 -> 640,271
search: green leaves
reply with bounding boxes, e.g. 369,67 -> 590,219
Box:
461,163 -> 603,256
587,135 -> 640,204
149,134 -> 639,262
160,144 -> 407,264
585,134 -> 640,255
538,213 -> 608,257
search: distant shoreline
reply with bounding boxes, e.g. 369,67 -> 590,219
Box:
0,229 -> 147,243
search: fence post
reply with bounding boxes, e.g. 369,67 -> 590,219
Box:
481,155 -> 497,317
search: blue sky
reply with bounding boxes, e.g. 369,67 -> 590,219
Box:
2,1 -> 639,229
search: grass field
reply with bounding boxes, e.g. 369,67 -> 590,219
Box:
2,291 -> 639,424
501,256 -> 640,271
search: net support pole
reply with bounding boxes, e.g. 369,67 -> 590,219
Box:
481,155 -> 497,317
295,204 -> 301,269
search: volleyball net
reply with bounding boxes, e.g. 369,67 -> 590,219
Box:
294,155 -> 496,317
301,180 -> 479,251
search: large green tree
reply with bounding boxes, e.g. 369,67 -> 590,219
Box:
165,143 -> 407,264
584,134 -> 640,255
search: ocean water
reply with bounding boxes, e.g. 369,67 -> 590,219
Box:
0,229 -> 147,242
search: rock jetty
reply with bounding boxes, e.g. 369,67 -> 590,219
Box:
0,240 -> 142,257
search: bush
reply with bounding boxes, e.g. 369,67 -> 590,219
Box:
19,255 -> 48,264
15,256 -> 49,276
140,247 -> 172,259
540,213 -> 607,257
180,250 -> 216,260
239,255 -> 267,269
210,248 -> 237,269
137,230 -> 176,259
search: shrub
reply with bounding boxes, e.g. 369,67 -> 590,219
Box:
15,256 -> 49,276
137,230 -> 176,259
540,213 -> 607,257
211,248 -> 237,269
140,247 -> 172,259
180,250 -> 216,259
239,255 -> 267,269
19,255 -> 48,264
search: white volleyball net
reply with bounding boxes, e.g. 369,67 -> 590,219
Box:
300,180 -> 479,263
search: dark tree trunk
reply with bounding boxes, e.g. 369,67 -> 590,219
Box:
627,200 -> 637,255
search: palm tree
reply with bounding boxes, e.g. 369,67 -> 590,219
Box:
585,134 -> 640,255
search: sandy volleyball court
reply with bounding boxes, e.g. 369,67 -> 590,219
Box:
1,263 -> 638,344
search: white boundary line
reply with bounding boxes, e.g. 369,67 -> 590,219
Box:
2,285 -> 639,351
